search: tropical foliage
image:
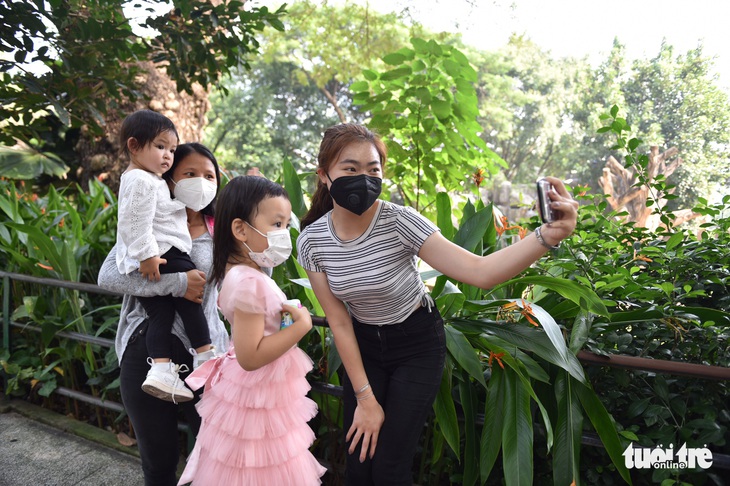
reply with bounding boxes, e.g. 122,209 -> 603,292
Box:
0,178 -> 121,428
0,0 -> 285,181
351,37 -> 506,215
1,2 -> 729,484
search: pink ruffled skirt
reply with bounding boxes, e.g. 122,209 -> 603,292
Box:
178,346 -> 327,486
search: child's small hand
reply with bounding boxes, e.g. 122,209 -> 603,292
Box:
140,256 -> 166,281
282,303 -> 313,333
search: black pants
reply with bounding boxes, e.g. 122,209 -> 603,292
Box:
343,304 -> 446,486
120,321 -> 201,486
137,247 -> 210,358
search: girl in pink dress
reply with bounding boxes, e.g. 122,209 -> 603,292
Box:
178,176 -> 327,486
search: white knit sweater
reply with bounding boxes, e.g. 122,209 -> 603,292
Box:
115,169 -> 191,274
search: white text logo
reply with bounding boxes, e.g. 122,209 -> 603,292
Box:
623,443 -> 713,470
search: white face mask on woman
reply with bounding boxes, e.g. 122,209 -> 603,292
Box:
243,222 -> 292,267
172,177 -> 217,211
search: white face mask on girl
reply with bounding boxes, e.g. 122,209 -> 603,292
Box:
173,177 -> 217,211
243,222 -> 292,267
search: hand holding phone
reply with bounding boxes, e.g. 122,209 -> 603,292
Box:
536,178 -> 555,224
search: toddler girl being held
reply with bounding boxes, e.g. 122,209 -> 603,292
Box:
116,110 -> 215,404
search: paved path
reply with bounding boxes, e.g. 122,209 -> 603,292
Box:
0,402 -> 144,486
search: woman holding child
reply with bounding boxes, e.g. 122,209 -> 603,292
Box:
98,140 -> 226,486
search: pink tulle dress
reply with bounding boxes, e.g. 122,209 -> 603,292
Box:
178,265 -> 326,486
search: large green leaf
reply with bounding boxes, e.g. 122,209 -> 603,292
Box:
507,299 -> 572,365
444,325 -> 486,387
380,65 -> 412,81
6,222 -> 64,277
481,203 -> 498,255
576,381 -> 633,485
479,335 -> 554,450
552,370 -> 583,486
0,147 -> 69,180
453,205 -> 492,253
431,99 -> 452,119
480,366 -> 504,483
434,282 -> 465,317
458,372 -> 479,486
435,191 -> 454,241
450,317 -> 587,384
569,311 -> 593,354
289,261 -> 324,317
281,157 -> 307,219
0,192 -> 25,224
501,368 -> 533,486
671,305 -> 730,327
433,370 -> 459,457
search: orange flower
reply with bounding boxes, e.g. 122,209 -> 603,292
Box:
501,299 -> 539,326
494,215 -> 524,237
37,263 -> 54,271
494,215 -> 508,235
488,351 -> 505,369
472,168 -> 486,188
632,249 -> 652,263
520,300 -> 539,327
501,301 -> 518,311
518,227 -> 528,240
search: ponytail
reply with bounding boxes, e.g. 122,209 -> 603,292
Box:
301,180 -> 333,229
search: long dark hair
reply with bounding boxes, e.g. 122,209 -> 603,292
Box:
300,124 -> 387,229
119,109 -> 179,157
211,176 -> 289,285
163,142 -> 221,217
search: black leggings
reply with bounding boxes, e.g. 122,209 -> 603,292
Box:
119,321 -> 201,486
137,247 -> 210,358
343,304 -> 446,486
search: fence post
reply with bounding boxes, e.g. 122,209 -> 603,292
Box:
2,275 -> 10,352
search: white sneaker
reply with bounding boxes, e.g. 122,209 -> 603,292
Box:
141,358 -> 194,403
190,345 -> 217,369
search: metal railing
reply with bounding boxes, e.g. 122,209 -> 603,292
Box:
2,270 -> 729,470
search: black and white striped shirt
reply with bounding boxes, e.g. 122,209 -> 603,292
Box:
297,201 -> 439,325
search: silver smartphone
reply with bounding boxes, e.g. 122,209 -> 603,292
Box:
536,178 -> 555,224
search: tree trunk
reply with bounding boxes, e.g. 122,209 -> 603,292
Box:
75,62 -> 210,193
597,146 -> 701,231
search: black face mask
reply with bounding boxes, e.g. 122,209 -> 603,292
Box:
327,173 -> 382,215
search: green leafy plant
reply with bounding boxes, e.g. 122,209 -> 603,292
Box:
351,37 -> 506,215
0,0 -> 286,180
0,178 -> 121,411
549,107 -> 730,485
